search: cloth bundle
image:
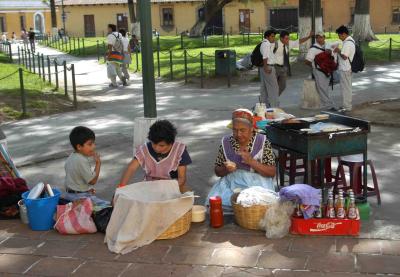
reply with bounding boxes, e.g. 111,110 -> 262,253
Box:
236,186 -> 279,207
279,184 -> 321,219
105,180 -> 193,254
206,170 -> 275,211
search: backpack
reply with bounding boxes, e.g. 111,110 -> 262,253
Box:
251,41 -> 279,67
311,45 -> 337,77
112,33 -> 123,53
251,42 -> 263,67
348,40 -> 365,73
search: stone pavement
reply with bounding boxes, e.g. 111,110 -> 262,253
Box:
2,216 -> 400,276
1,44 -> 400,276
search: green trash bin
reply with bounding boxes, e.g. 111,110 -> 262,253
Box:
215,50 -> 236,76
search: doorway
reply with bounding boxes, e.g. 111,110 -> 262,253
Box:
269,8 -> 298,30
84,15 -> 96,37
239,9 -> 250,33
116,13 -> 128,32
34,13 -> 44,33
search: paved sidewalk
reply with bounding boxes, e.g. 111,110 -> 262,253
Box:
1,216 -> 400,276
1,44 -> 400,276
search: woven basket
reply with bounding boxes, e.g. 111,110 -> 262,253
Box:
231,193 -> 269,230
157,210 -> 192,240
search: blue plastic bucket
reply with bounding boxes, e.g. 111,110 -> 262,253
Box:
22,188 -> 61,231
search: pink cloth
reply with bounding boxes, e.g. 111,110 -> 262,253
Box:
135,142 -> 186,181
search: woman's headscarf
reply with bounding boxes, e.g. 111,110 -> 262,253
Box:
232,108 -> 253,127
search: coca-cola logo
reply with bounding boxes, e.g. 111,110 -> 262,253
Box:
310,222 -> 342,232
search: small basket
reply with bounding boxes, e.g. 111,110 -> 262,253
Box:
157,210 -> 192,240
231,193 -> 269,230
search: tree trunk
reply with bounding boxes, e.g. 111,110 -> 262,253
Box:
128,0 -> 141,37
353,0 -> 377,42
189,0 -> 232,36
298,0 -> 322,59
49,0 -> 57,35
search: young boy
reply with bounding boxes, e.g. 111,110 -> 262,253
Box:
64,126 -> 109,206
119,120 -> 191,193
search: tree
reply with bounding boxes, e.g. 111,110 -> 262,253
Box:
128,0 -> 140,37
189,0 -> 233,36
352,0 -> 377,42
42,0 -> 57,34
298,0 -> 322,58
49,0 -> 57,29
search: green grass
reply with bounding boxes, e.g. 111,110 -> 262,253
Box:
0,53 -> 70,120
39,33 -> 400,80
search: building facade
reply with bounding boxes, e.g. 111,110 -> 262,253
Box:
55,0 -> 400,37
61,0 -> 203,37
0,0 -> 59,39
224,0 -> 399,34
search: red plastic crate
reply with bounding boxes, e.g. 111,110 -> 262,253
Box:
290,215 -> 360,236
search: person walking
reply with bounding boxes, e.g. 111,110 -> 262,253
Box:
259,30 -> 279,107
119,29 -> 131,81
305,32 -> 336,110
333,25 -> 355,112
28,28 -> 35,53
273,30 -> 313,95
21,29 -> 29,48
106,24 -> 127,87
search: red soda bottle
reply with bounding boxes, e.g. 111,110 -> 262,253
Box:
209,196 -> 224,228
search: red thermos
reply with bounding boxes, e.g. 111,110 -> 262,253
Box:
209,196 -> 224,228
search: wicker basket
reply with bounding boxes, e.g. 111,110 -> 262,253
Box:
231,193 -> 269,230
157,210 -> 192,240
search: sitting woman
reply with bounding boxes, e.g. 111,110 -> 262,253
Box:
118,120 -> 191,193
206,109 -> 277,209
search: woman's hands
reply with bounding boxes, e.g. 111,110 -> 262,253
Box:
224,160 -> 237,173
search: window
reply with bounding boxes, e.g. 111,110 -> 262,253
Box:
0,16 -> 5,33
162,8 -> 174,27
20,15 -> 26,30
393,7 -> 400,23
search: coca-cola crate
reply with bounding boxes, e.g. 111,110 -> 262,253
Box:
290,215 -> 360,236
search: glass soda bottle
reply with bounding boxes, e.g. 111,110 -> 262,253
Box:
326,196 -> 336,218
336,196 -> 346,219
347,197 -> 358,219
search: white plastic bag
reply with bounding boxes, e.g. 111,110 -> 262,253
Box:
259,200 -> 294,239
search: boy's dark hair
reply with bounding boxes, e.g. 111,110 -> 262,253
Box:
148,120 -> 177,144
119,28 -> 126,37
264,29 -> 276,39
280,30 -> 289,39
108,24 -> 117,32
336,25 -> 349,35
69,126 -> 95,150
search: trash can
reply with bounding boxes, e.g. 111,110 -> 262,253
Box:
215,50 -> 236,76
22,189 -> 61,231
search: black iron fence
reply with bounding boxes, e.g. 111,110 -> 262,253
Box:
0,42 -> 78,115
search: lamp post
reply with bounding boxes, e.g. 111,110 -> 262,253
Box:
138,0 -> 156,117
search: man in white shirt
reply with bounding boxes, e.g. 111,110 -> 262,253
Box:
106,24 -> 127,87
119,29 -> 131,81
333,25 -> 355,112
305,32 -> 335,110
274,30 -> 313,95
259,30 -> 279,107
